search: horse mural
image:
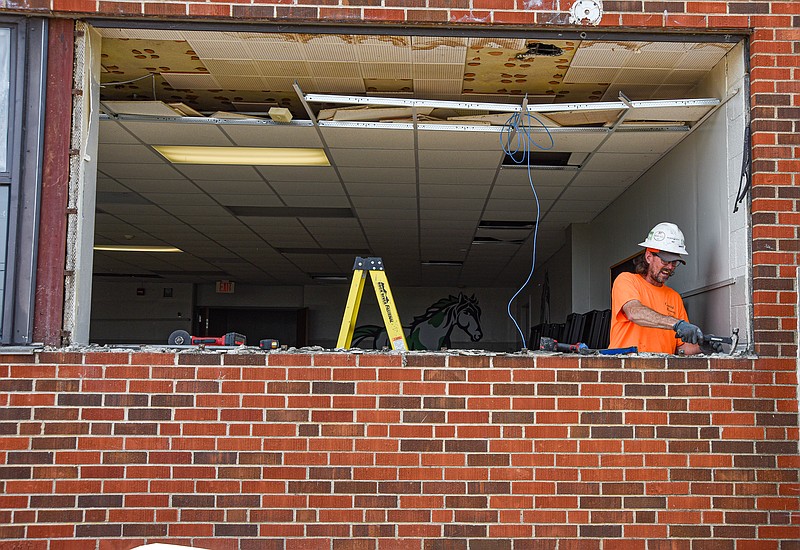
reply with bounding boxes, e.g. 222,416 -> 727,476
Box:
351,293 -> 483,351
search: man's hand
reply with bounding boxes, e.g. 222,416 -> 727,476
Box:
673,320 -> 703,344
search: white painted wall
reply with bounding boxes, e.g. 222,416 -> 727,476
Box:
568,42 -> 749,342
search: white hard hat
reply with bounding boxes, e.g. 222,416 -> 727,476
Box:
638,222 -> 688,255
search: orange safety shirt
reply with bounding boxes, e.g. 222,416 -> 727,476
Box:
610,272 -> 689,353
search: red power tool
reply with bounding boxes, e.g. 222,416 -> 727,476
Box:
168,330 -> 246,346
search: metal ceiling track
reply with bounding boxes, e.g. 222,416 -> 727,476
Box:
301,94 -> 720,115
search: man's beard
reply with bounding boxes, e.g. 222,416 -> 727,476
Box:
648,264 -> 673,285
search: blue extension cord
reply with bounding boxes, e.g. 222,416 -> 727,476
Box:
499,100 -> 555,350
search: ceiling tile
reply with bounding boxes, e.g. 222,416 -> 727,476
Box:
329,148 -> 415,168
320,127 -> 414,149
303,36 -> 359,62
355,207 -> 417,220
356,37 -> 412,63
414,79 -> 463,96
214,76 -> 267,91
282,195 -> 351,208
563,66 -> 620,84
351,196 -> 417,209
186,40 -> 249,60
221,124 -> 320,147
214,193 -> 283,206
495,169 -> 575,187
419,149 -> 502,169
570,43 -> 633,68
269,181 -> 344,196
308,62 -> 361,78
141,193 -> 219,206
204,59 -> 261,76
312,78 -> 367,94
678,45 -> 731,70
246,41 -> 305,61
598,130 -> 685,154
419,209 -> 481,222
548,199 -> 608,212
256,166 -> 339,183
97,163 -> 185,180
413,63 -> 463,80
176,165 -> 264,181
622,50 -> 683,69
360,62 -> 413,80
419,168 -> 496,185
161,72 -> 221,90
534,130 -> 607,153
489,185 -> 562,201
255,60 -> 310,78
122,120 -> 233,146
615,68 -> 670,85
98,144 -> 164,164
195,180 -> 273,195
585,152 -> 661,172
417,129 -> 503,151
345,183 -> 417,198
561,185 -> 625,201
339,167 -> 416,183
570,171 -> 639,187
419,184 -> 488,199
98,121 -> 139,144
419,197 -> 485,211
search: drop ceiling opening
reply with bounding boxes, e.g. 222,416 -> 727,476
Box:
87,24 -> 749,350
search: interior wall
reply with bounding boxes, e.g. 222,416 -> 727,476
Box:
91,281 -> 522,351
89,280 -> 193,344
525,241 -> 573,330
567,42 -> 748,341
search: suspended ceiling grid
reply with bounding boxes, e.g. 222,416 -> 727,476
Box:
94,28 -> 736,288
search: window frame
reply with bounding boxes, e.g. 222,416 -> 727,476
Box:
0,16 -> 47,344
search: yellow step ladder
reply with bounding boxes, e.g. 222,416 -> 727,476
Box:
337,257 -> 407,351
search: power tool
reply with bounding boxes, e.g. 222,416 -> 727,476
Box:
168,330 -> 246,346
539,336 -> 637,355
259,339 -> 280,350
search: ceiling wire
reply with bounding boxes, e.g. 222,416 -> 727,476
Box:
500,96 -> 555,350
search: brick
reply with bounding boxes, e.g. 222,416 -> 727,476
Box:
7,452 -> 53,465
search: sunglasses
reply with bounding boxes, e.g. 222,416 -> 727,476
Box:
652,252 -> 681,266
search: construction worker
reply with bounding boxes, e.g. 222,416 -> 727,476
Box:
610,222 -> 720,355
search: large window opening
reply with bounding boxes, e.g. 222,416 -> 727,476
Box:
83,25 -> 749,352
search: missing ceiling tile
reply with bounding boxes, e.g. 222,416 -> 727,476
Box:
478,220 -> 535,230
515,42 -> 564,61
502,151 -> 573,167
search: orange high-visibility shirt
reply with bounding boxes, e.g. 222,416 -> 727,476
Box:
610,272 -> 689,353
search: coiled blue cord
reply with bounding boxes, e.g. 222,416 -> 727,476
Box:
499,103 -> 555,349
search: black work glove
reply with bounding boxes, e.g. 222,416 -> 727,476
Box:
700,338 -> 724,354
673,320 -> 703,344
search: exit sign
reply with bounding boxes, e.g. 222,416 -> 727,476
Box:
216,280 -> 235,294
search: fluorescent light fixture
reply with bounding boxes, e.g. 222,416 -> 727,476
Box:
94,245 -> 183,253
153,146 -> 330,166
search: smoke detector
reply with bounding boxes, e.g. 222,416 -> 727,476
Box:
569,0 -> 603,25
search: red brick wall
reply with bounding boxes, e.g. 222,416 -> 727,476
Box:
0,350 -> 797,548
1,0 -> 795,357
